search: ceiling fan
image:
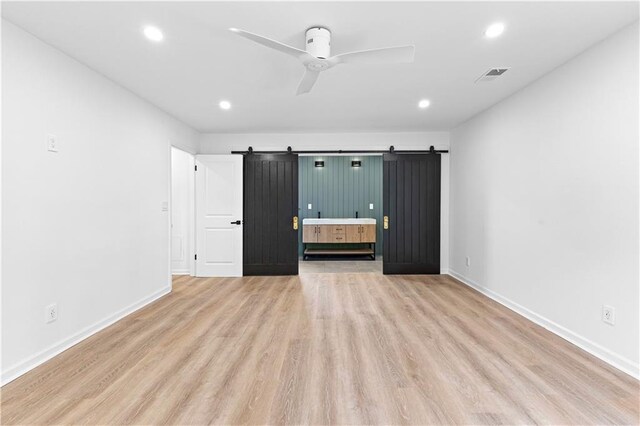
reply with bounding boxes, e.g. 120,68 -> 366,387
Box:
229,27 -> 415,95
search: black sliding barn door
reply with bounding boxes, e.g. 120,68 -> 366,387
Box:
244,154 -> 299,275
383,153 -> 441,274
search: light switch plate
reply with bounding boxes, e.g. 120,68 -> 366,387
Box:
47,134 -> 58,152
308,203 -> 312,210
369,203 -> 374,210
161,201 -> 168,212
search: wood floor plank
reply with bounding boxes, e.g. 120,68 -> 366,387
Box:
1,272 -> 638,425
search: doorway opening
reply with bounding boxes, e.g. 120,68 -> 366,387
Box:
298,155 -> 384,275
170,147 -> 195,276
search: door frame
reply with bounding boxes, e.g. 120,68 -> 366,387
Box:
170,146 -> 196,277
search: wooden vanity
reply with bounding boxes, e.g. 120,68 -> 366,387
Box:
302,218 -> 376,259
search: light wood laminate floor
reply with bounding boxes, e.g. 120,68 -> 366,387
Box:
1,273 -> 638,425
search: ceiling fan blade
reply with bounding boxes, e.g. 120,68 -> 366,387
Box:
296,70 -> 320,95
331,45 -> 415,65
229,28 -> 311,61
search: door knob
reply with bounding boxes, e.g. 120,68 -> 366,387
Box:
230,220 -> 242,225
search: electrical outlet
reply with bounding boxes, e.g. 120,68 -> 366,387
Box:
47,134 -> 58,152
465,256 -> 471,267
602,305 -> 615,325
45,303 -> 58,323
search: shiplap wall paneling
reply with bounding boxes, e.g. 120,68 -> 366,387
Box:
298,156 -> 383,255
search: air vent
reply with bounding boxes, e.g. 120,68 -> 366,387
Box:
475,68 -> 510,83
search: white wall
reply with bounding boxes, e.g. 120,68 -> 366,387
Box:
1,21 -> 199,384
449,23 -> 639,377
170,147 -> 194,275
200,132 -> 450,271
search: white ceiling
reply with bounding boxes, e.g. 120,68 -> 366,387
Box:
3,1 -> 638,133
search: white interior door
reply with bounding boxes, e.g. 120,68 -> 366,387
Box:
195,155 -> 243,277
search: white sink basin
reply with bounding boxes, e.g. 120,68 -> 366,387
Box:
303,218 -> 376,225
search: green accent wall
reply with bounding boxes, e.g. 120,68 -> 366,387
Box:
298,155 -> 383,256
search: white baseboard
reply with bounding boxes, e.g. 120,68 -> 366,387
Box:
1,286 -> 172,386
448,270 -> 639,380
171,269 -> 191,275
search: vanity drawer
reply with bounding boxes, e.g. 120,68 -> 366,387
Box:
316,225 -> 346,243
330,226 -> 346,243
331,233 -> 346,242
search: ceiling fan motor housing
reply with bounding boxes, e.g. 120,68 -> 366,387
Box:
306,27 -> 331,59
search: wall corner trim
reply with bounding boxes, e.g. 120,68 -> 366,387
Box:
447,270 -> 640,380
1,286 -> 172,386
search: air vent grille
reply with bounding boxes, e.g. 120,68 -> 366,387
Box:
476,68 -> 510,83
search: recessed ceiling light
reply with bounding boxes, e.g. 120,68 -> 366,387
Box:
484,22 -> 505,38
219,100 -> 232,110
143,26 -> 164,42
418,99 -> 430,109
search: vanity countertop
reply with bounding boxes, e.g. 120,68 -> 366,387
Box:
303,218 -> 376,225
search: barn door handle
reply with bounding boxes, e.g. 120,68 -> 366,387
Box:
293,216 -> 298,230
383,216 -> 389,229
230,220 -> 242,225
